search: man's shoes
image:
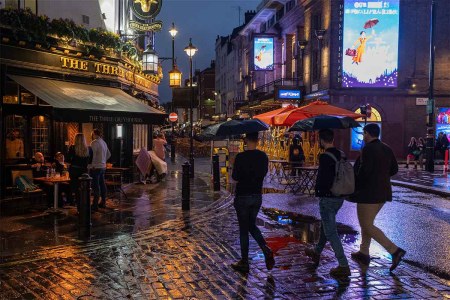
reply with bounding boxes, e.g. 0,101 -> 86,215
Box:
262,246 -> 275,270
304,247 -> 320,266
390,247 -> 406,272
231,260 -> 249,273
351,251 -> 371,266
330,266 -> 351,278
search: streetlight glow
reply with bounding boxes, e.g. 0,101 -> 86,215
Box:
169,22 -> 178,38
184,38 -> 198,58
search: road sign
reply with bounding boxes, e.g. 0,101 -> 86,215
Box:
169,112 -> 178,122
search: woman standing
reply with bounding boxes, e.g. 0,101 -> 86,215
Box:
417,137 -> 426,170
67,133 -> 92,209
406,137 -> 419,169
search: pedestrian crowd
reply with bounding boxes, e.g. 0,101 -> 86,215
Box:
231,124 -> 406,281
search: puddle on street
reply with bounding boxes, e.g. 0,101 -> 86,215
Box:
262,207 -> 358,245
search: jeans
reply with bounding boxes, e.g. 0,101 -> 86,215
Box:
357,203 -> 397,255
90,168 -> 106,207
234,194 -> 267,261
315,197 -> 349,267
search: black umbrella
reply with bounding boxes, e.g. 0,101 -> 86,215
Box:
201,119 -> 269,138
288,115 -> 361,132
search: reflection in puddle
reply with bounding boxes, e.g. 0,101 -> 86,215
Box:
262,208 -> 358,245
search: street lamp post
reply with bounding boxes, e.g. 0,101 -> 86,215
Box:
184,38 -> 198,178
315,29 -> 326,81
169,23 -> 179,163
426,0 -> 436,172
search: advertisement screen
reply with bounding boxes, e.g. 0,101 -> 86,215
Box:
278,89 -> 301,100
254,37 -> 274,71
436,108 -> 450,142
350,122 -> 382,151
342,0 -> 400,88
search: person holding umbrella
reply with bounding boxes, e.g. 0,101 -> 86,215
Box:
231,131 -> 275,273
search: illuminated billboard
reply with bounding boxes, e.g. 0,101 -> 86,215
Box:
254,37 -> 274,71
277,89 -> 301,100
350,122 -> 382,151
342,0 -> 400,88
436,108 -> 450,142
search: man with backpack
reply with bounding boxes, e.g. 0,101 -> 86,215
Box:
305,129 -> 351,278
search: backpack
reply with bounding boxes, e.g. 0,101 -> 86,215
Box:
15,175 -> 39,192
323,151 -> 355,197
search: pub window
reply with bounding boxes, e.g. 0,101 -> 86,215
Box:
20,87 -> 36,105
133,124 -> 148,153
3,79 -> 19,104
31,115 -> 50,156
4,115 -> 26,159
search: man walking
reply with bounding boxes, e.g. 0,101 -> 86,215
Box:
305,129 -> 351,278
351,124 -> 406,272
231,132 -> 275,273
90,129 -> 111,211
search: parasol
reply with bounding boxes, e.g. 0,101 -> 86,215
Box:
288,115 -> 361,132
364,18 -> 379,29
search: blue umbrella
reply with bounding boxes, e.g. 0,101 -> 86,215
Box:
288,115 -> 361,132
201,119 -> 269,138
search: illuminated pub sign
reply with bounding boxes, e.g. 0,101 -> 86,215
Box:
254,37 -> 274,71
129,0 -> 163,32
342,0 -> 400,88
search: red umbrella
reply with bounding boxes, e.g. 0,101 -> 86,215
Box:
253,105 -> 297,126
364,18 -> 379,29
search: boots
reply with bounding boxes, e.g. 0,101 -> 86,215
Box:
262,245 -> 275,270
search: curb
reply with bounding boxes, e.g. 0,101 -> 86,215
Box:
391,180 -> 450,198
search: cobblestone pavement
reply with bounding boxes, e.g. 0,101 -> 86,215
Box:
1,192 -> 450,299
392,165 -> 450,196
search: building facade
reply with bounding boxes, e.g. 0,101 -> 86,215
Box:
196,61 -> 216,121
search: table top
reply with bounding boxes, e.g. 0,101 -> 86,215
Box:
293,166 -> 319,170
269,159 -> 288,163
34,177 -> 70,183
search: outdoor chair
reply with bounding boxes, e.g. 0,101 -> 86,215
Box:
8,169 -> 45,211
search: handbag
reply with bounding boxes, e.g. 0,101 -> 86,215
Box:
345,48 -> 356,57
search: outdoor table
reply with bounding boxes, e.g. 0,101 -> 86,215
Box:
291,166 -> 319,195
34,176 -> 70,214
268,159 -> 288,183
105,166 -> 130,200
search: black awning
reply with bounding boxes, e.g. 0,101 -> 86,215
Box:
8,75 -> 167,124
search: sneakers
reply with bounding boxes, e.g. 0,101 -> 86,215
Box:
390,247 -> 406,272
304,247 -> 320,266
231,260 -> 249,273
263,246 -> 275,270
330,266 -> 351,278
351,251 -> 371,266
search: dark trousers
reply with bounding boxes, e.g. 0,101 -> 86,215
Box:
234,194 -> 267,261
90,168 -> 106,207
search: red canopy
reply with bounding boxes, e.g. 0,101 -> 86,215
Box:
274,101 -> 363,126
253,105 -> 297,126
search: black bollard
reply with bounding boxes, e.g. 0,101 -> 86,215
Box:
78,173 -> 92,240
182,161 -> 190,210
212,154 -> 220,191
171,141 -> 176,162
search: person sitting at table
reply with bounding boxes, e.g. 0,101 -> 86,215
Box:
52,152 -> 68,175
289,136 -> 305,176
31,152 -> 50,178
51,151 -> 72,206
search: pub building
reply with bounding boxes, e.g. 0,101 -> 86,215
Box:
0,36 -> 167,197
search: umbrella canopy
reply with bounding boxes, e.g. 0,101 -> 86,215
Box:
274,101 -> 363,126
253,105 -> 297,125
289,115 -> 361,132
200,119 -> 269,138
364,18 -> 379,29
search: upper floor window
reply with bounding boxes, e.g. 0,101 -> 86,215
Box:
276,6 -> 284,21
82,15 -> 90,25
286,0 -> 296,12
312,13 -> 322,30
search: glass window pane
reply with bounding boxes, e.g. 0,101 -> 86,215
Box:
5,115 -> 26,159
31,116 -> 50,156
20,88 -> 36,105
24,0 -> 37,13
3,80 -> 19,104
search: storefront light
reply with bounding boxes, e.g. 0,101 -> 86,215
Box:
38,115 -> 45,123
142,44 -> 159,74
116,124 -> 123,139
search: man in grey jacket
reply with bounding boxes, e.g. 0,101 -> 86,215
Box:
90,129 -> 111,211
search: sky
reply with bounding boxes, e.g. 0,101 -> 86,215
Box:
156,0 -> 259,104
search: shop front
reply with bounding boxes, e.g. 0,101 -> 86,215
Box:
0,44 -> 166,198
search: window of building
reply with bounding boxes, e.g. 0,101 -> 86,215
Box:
312,13 -> 322,30
291,35 -> 296,78
20,87 -> 36,105
82,15 -> 90,25
2,79 -> 19,104
286,0 -> 295,12
260,22 -> 267,33
5,0 -> 20,9
312,49 -> 319,82
23,0 -> 37,13
133,124 -> 148,153
4,115 -> 26,159
268,15 -> 275,28
31,115 -> 49,156
276,6 -> 284,21
281,42 -> 286,78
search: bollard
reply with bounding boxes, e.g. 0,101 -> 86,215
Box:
171,141 -> 176,162
445,150 -> 449,173
78,173 -> 92,240
212,154 -> 220,191
182,162 -> 190,210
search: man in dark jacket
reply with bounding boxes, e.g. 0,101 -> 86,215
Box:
230,132 -> 275,273
304,129 -> 350,278
351,123 -> 406,272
